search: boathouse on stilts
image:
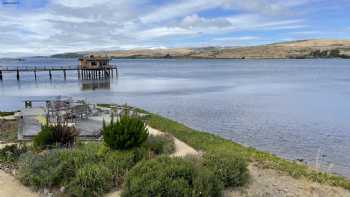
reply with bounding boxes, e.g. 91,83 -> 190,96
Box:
78,55 -> 116,80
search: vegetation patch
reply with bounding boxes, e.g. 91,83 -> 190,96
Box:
66,163 -> 113,197
104,150 -> 141,186
0,120 -> 17,142
122,156 -> 223,197
33,124 -> 79,150
0,111 -> 15,117
140,110 -> 350,190
144,134 -> 175,155
0,144 -> 27,164
203,152 -> 249,187
102,111 -> 148,150
16,143 -> 145,194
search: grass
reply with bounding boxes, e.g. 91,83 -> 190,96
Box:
137,109 -> 350,190
0,120 -> 17,142
0,111 -> 15,117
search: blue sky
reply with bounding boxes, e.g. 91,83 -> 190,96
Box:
0,0 -> 349,57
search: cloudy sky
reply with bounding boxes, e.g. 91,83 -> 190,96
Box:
0,0 -> 349,57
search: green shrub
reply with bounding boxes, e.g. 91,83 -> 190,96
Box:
33,125 -> 54,149
202,152 -> 249,187
103,111 -> 148,150
17,151 -> 64,189
122,156 -> 223,197
0,111 -> 15,117
33,124 -> 78,150
0,143 -> 27,163
17,144 -> 101,189
144,134 -> 175,155
66,163 -> 113,197
58,148 -> 101,182
104,151 -> 137,186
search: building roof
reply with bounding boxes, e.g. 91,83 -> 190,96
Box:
79,55 -> 111,61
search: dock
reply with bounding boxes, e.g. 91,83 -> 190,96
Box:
0,65 -> 118,80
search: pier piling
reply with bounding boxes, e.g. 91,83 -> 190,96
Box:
16,69 -> 20,80
0,65 -> 117,81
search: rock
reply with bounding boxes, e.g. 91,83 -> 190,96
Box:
60,186 -> 65,193
43,188 -> 49,195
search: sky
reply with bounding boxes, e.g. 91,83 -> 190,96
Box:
0,0 -> 349,57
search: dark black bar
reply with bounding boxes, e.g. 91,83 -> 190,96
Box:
16,69 -> 20,80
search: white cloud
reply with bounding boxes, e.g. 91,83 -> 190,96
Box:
0,0 -> 316,57
181,14 -> 231,29
138,27 -> 196,39
52,0 -> 112,8
214,36 -> 260,41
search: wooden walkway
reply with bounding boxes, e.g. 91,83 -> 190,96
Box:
0,65 -> 118,80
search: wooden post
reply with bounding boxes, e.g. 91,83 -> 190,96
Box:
111,68 -> 113,77
0,70 -> 2,80
63,69 -> 67,80
49,70 -> 52,80
98,70 -> 101,79
78,69 -> 81,79
115,68 -> 118,76
34,69 -> 37,80
16,69 -> 20,81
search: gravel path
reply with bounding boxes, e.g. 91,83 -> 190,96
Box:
0,170 -> 37,197
147,126 -> 199,157
228,163 -> 350,197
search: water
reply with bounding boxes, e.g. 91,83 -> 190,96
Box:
1,58 -> 350,177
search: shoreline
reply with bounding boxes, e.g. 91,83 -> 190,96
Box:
0,105 -> 350,196
135,108 -> 350,190
1,106 -> 350,190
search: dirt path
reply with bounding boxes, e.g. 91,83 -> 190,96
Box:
0,170 -> 38,197
147,126 -> 199,157
227,163 -> 350,197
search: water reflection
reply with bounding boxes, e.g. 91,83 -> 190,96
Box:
80,79 -> 111,91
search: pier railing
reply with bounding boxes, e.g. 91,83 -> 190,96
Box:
0,64 -> 118,80
0,64 -> 118,71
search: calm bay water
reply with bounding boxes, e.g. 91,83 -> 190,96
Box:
1,58 -> 350,177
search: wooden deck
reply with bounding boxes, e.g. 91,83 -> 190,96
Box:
0,65 -> 118,80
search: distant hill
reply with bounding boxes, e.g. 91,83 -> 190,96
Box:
51,39 -> 350,59
50,52 -> 87,58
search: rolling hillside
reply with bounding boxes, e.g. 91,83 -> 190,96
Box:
51,39 -> 350,59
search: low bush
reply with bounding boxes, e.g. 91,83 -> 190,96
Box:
0,111 -> 15,117
103,111 -> 148,150
0,143 -> 27,163
122,156 -> 223,197
17,142 -> 148,195
104,150 -> 137,186
203,152 -> 249,187
33,124 -> 78,150
66,163 -> 113,197
17,151 -> 63,189
144,134 -> 175,155
17,144 -> 101,189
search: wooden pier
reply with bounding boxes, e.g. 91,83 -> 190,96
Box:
0,65 -> 118,81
